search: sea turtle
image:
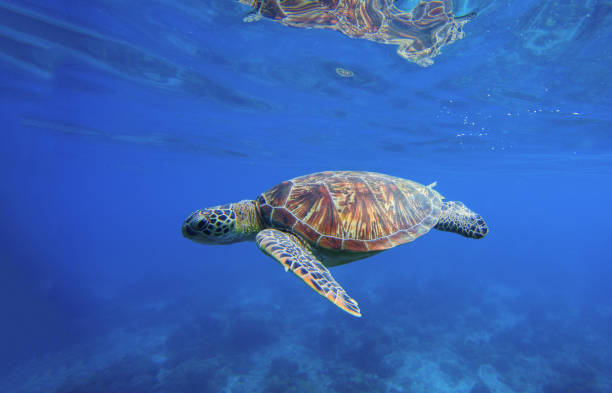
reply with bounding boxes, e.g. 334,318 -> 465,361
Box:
237,0 -> 476,66
182,171 -> 488,317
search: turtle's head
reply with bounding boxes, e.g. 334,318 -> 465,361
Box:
182,207 -> 237,244
434,201 -> 489,239
182,201 -> 261,245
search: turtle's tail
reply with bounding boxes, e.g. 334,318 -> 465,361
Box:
434,201 -> 488,239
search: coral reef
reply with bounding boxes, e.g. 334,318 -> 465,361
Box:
1,265 -> 610,393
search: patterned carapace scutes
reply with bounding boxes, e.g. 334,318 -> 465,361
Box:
256,171 -> 444,253
238,0 -> 475,66
256,228 -> 361,316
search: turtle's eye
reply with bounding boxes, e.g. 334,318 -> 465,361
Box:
185,211 -> 209,232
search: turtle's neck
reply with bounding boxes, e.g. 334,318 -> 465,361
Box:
230,199 -> 263,240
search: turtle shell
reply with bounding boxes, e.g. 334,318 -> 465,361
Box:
256,171 -> 443,253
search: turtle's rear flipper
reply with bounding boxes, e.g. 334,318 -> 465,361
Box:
256,229 -> 361,317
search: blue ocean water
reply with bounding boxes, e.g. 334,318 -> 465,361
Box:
1,0 -> 611,392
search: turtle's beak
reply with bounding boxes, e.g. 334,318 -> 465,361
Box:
182,210 -> 207,238
181,223 -> 196,238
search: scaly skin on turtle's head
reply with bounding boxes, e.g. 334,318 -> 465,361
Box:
434,201 -> 488,239
182,200 -> 261,244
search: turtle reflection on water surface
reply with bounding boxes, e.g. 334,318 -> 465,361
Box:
183,171 -> 488,317
238,0 -> 476,66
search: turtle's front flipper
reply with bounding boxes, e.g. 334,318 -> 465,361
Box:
256,229 -> 361,317
243,9 -> 263,23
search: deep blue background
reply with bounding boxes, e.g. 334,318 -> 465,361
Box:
1,1 -> 611,392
